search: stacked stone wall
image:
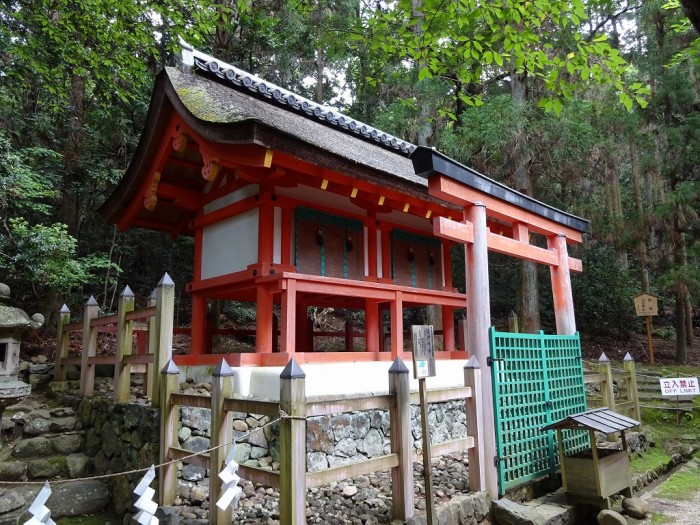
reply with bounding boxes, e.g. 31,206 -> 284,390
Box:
177,380 -> 468,476
50,391 -> 160,515
44,383 -> 473,522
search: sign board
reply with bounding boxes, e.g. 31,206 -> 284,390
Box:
633,293 -> 658,317
659,377 -> 700,396
412,325 -> 436,379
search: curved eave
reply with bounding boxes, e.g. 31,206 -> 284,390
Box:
410,147 -> 590,235
100,69 -> 454,231
99,70 -> 174,225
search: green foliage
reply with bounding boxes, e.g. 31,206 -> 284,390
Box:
364,0 -> 649,113
630,447 -> 673,474
440,95 -> 521,169
221,301 -> 257,325
1,0 -> 220,108
571,242 -> 639,339
0,133 -> 61,219
655,463 -> 700,499
0,218 -> 112,297
662,0 -> 700,65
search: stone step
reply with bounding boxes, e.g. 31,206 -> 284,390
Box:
492,492 -> 575,525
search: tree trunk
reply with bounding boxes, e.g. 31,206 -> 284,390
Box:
62,73 -> 86,240
675,282 -> 687,364
682,240 -> 694,349
412,0 -> 433,147
608,157 -> 628,270
672,207 -> 687,364
512,71 -> 540,333
630,141 -> 649,292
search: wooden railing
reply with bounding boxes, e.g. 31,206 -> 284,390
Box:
584,352 -> 641,424
174,319 -> 457,354
54,273 -> 175,405
158,358 -> 485,525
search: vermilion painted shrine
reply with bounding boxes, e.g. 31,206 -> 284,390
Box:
100,42 -> 588,370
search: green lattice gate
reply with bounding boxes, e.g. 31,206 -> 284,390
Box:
489,328 -> 589,495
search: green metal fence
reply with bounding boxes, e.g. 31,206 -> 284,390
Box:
489,328 -> 589,494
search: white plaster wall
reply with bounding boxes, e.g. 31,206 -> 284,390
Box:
273,206 -> 282,264
201,208 -> 259,279
203,184 -> 259,214
179,360 -> 469,400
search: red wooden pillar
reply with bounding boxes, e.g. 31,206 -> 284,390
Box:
390,291 -> 403,359
442,306 -> 455,352
549,234 -> 576,335
190,295 -> 207,355
381,228 -> 392,281
190,218 -> 206,355
256,286 -> 273,353
280,279 -> 297,354
442,240 -> 452,290
465,203 -> 498,498
365,298 -> 380,353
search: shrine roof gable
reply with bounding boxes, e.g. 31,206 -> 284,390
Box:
100,42 -> 589,237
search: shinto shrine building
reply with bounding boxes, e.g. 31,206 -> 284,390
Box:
100,42 -> 588,372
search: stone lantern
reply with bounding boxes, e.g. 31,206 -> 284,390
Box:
0,283 -> 43,414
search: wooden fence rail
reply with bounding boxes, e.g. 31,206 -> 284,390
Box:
54,273 -> 175,405
158,357 -> 485,525
584,352 -> 641,424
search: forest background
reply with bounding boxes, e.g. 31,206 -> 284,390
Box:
0,0 -> 698,362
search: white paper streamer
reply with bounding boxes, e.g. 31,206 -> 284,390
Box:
216,444 -> 243,510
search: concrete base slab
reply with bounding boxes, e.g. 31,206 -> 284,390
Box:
179,359 -> 470,399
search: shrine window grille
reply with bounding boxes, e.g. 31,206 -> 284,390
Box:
391,230 -> 442,289
295,207 -> 364,280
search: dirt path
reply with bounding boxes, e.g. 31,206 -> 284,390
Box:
638,461 -> 700,525
639,490 -> 700,525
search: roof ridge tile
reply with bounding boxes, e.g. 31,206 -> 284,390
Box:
178,40 -> 416,156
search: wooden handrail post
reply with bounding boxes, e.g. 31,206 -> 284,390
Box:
623,352 -> 642,425
209,359 -> 235,525
507,310 -> 519,333
54,304 -> 71,382
279,359 -> 306,525
464,356 -> 485,492
598,352 -> 615,412
159,359 -> 180,506
146,288 -> 157,398
152,273 -> 175,406
80,297 -> 99,398
388,357 -> 413,521
114,286 -> 135,403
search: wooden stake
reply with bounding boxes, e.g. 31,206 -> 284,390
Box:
419,377 -> 436,525
646,316 -> 654,365
279,359 -> 306,525
389,358 -> 413,521
80,297 -> 99,398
